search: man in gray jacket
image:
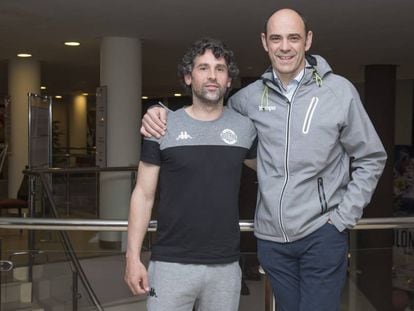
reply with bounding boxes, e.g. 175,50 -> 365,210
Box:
140,8 -> 387,311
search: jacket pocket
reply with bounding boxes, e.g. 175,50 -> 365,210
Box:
302,97 -> 319,134
317,177 -> 328,214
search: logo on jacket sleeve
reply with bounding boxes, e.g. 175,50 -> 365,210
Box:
220,129 -> 237,145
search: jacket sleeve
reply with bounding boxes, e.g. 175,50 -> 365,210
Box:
330,85 -> 387,232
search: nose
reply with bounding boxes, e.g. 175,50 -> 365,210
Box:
207,68 -> 217,80
280,38 -> 290,52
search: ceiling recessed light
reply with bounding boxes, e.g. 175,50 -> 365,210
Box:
174,93 -> 182,97
82,93 -> 88,96
55,95 -> 62,99
17,53 -> 32,58
64,41 -> 80,46
40,86 -> 46,90
142,96 -> 149,100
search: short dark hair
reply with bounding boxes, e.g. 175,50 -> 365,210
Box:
263,8 -> 308,35
178,37 -> 239,93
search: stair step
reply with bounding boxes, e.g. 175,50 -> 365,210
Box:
14,266 -> 44,281
1,280 -> 32,303
1,301 -> 44,311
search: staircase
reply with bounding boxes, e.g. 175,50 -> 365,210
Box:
1,266 -> 42,310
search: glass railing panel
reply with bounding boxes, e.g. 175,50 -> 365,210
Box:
29,169 -> 136,220
2,217 -> 414,311
52,149 -> 96,169
30,172 -> 99,219
1,249 -> 151,310
31,230 -> 110,262
0,228 -> 267,311
48,172 -> 99,218
1,240 -> 95,310
344,229 -> 414,311
391,227 -> 414,311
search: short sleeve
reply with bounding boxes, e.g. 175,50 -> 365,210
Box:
140,139 -> 161,166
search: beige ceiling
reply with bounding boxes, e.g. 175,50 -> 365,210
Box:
1,0 -> 413,98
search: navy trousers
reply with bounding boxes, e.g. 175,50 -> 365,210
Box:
257,223 -> 348,311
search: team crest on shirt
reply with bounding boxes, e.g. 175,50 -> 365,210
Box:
220,129 -> 237,145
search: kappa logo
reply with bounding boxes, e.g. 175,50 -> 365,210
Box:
176,131 -> 192,140
220,129 -> 237,145
149,287 -> 158,298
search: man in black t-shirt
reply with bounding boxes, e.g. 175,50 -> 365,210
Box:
124,38 -> 256,311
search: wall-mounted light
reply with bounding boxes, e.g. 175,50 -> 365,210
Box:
174,93 -> 182,97
55,95 -> 62,99
142,96 -> 149,100
40,86 -> 46,90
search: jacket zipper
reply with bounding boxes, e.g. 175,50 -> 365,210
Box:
317,177 -> 328,214
276,72 -> 306,243
278,99 -> 291,242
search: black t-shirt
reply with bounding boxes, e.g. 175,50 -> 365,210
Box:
141,108 -> 256,264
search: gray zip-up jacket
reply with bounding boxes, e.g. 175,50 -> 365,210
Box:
227,55 -> 387,243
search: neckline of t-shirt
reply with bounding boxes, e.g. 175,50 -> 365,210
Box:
181,106 -> 226,123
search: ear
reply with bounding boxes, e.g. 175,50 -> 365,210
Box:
261,33 -> 269,52
184,74 -> 192,86
227,78 -> 232,88
305,30 -> 313,52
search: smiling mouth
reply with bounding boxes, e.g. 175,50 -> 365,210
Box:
277,55 -> 295,61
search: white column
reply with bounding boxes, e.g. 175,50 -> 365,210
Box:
8,59 -> 40,197
99,37 -> 142,247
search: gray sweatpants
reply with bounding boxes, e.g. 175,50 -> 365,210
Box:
146,260 -> 241,311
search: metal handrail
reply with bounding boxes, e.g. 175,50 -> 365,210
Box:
1,217 -> 414,231
23,166 -> 137,175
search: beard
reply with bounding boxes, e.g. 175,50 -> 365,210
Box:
192,84 -> 227,105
